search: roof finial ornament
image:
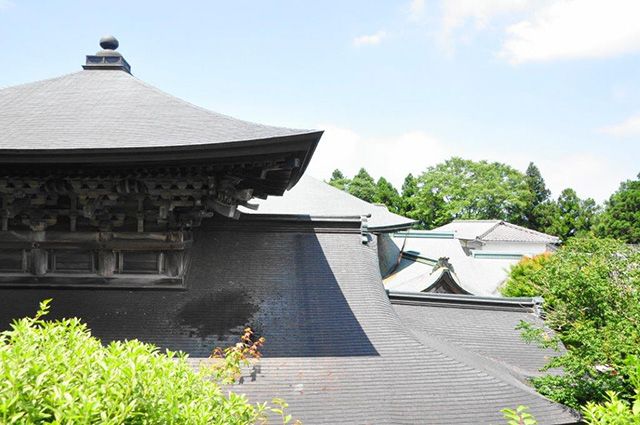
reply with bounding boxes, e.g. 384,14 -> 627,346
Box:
84,35 -> 131,74
99,35 -> 119,51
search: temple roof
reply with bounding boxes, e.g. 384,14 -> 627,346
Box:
389,291 -> 563,380
433,220 -> 560,244
0,70 -> 319,152
0,37 -> 321,180
383,233 -> 522,295
0,220 -> 578,424
239,175 -> 416,231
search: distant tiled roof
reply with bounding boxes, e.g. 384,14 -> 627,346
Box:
433,220 -> 560,244
239,175 -> 416,231
432,220 -> 500,240
0,70 -> 319,150
0,219 -> 577,424
480,221 -> 561,243
384,233 -> 521,296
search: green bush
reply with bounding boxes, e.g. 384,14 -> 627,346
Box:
501,253 -> 552,297
501,405 -> 537,425
505,238 -> 640,409
0,299 -> 265,424
582,355 -> 640,424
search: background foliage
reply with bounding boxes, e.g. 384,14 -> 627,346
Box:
327,157 -> 607,236
500,253 -> 551,298
501,238 -> 640,409
595,174 -> 640,244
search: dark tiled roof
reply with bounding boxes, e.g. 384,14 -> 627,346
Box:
240,175 -> 416,231
390,292 -> 563,379
0,219 -> 577,424
0,70 -> 318,151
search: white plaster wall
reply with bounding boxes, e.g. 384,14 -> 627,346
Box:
479,241 -> 550,256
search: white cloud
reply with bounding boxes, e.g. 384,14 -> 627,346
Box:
306,124 -> 451,189
353,31 -> 387,47
534,153 -> 628,202
500,0 -> 640,64
0,0 -> 14,10
408,0 -> 426,21
442,0 -> 530,33
600,113 -> 640,137
305,124 -> 630,202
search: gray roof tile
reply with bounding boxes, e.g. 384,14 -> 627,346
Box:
390,293 -> 564,379
0,70 -> 317,150
433,220 -> 560,244
240,175 -> 416,231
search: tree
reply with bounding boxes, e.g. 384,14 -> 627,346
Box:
411,157 -> 533,228
525,162 -> 551,230
328,168 -> 350,191
537,188 -> 599,241
503,238 -> 640,409
373,177 -> 401,213
596,173 -> 640,243
500,253 -> 552,298
399,173 -> 418,218
347,168 -> 377,203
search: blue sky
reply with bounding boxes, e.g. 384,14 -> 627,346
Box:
1,0 -> 639,202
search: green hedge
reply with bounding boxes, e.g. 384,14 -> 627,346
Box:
0,300 -> 264,424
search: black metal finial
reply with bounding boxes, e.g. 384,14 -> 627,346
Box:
84,35 -> 131,73
99,35 -> 119,51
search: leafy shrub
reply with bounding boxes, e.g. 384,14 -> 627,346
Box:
501,405 -> 537,425
582,355 -> 640,424
501,253 -> 552,297
504,238 -> 640,409
0,299 -> 267,424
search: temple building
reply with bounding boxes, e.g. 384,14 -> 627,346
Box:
0,37 -> 578,424
382,221 -> 559,296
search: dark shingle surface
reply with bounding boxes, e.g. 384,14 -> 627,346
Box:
391,296 -> 563,379
240,175 -> 416,231
0,70 -> 317,150
0,220 -> 577,424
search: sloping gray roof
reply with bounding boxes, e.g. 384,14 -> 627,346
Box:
0,70 -> 318,150
390,292 -> 564,380
239,175 -> 416,231
433,220 -> 560,244
480,221 -> 561,243
0,219 -> 577,424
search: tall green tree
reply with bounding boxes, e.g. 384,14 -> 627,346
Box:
596,173 -> 640,243
399,173 -> 419,218
347,168 -> 377,203
525,162 -> 551,230
328,169 -> 350,191
373,177 -> 401,213
537,188 -> 599,241
411,157 -> 532,228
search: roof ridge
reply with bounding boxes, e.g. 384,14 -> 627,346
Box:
501,221 -> 559,239
451,219 -> 501,223
483,221 -> 560,242
477,220 -> 504,239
